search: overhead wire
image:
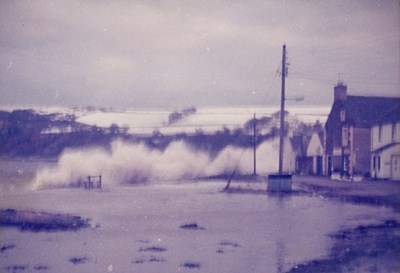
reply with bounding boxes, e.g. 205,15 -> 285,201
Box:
223,60 -> 282,189
261,63 -> 281,105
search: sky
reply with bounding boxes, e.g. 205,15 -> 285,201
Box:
0,0 -> 399,110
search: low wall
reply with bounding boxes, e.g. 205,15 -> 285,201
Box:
267,174 -> 292,192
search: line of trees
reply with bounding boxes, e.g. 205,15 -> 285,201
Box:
0,109 -> 292,159
0,110 -> 115,158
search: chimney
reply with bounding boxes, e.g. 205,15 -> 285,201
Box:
334,82 -> 347,102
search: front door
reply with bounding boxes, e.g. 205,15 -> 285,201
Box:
391,155 -> 400,181
327,156 -> 332,176
317,156 -> 323,176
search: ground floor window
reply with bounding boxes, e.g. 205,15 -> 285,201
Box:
373,155 -> 381,171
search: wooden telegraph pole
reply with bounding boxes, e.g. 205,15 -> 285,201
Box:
278,44 -> 286,174
267,44 -> 292,192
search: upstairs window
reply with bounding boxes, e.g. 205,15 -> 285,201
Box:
378,124 -> 382,143
340,109 -> 346,122
392,123 -> 397,141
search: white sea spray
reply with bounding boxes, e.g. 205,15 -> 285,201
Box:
31,137 -> 292,189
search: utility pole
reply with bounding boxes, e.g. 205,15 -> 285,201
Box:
267,44 -> 292,192
253,113 -> 257,176
278,44 -> 286,174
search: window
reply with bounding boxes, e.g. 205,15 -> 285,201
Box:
342,126 -> 349,146
392,123 -> 397,141
378,124 -> 382,143
340,109 -> 346,122
373,156 -> 381,171
378,156 -> 381,170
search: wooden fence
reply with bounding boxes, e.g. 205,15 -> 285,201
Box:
83,175 -> 102,189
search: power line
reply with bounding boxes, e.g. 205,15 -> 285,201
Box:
261,62 -> 281,105
289,70 -> 399,87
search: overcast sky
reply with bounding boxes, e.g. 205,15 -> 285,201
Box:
0,0 -> 399,110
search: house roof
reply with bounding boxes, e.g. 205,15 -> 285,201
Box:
371,142 -> 400,154
375,105 -> 400,125
344,96 -> 400,128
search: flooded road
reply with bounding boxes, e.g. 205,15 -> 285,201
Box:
0,160 -> 399,272
0,177 -> 398,272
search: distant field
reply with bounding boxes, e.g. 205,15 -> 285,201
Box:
74,106 -> 330,135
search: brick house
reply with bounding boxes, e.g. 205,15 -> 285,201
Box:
324,83 -> 400,177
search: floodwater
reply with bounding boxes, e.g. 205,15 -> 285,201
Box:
1,160 -> 398,273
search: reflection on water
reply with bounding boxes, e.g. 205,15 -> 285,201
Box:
276,241 -> 285,273
276,196 -> 287,273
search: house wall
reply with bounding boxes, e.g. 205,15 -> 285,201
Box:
284,139 -> 296,173
371,121 -> 400,151
372,144 -> 400,180
391,154 -> 400,181
351,127 -> 371,176
324,104 -> 343,175
306,133 -> 323,175
297,156 -> 322,175
332,155 -> 342,172
306,133 -> 323,157
325,121 -> 372,176
371,121 -> 400,180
